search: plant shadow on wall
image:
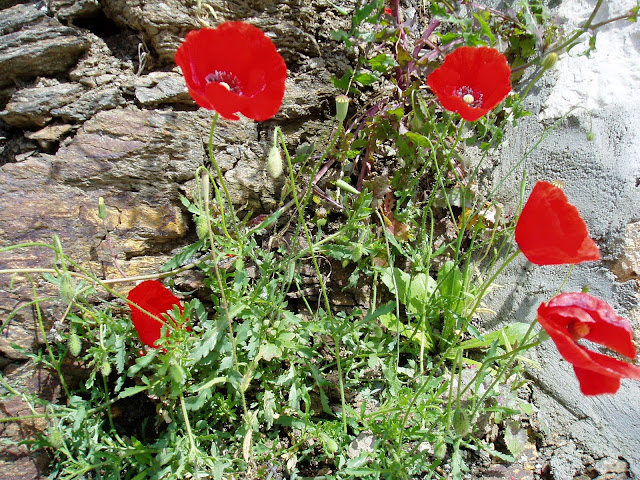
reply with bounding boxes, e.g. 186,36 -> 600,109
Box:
1,1 -> 639,479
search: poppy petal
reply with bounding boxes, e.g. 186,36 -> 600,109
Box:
175,22 -> 287,121
127,280 -> 184,348
427,46 -> 511,122
547,292 -> 636,358
515,181 -> 600,265
537,292 -> 640,395
573,366 -> 621,395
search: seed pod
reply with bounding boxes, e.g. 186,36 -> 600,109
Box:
67,332 -> 82,357
267,145 -> 283,179
335,95 -> 350,122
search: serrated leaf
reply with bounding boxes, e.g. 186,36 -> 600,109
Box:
368,53 -> 397,72
159,239 -> 205,272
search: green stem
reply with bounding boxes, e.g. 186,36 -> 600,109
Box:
281,129 -> 349,434
207,113 -> 240,239
469,250 -> 520,317
180,393 -> 197,454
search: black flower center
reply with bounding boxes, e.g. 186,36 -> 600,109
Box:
454,86 -> 483,108
205,70 -> 241,93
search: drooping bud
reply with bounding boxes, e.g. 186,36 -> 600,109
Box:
433,439 -> 447,459
170,363 -> 185,384
67,331 -> 82,357
101,360 -> 112,377
452,408 -> 470,437
59,272 -> 76,304
98,197 -> 107,221
352,243 -> 363,262
195,215 -> 209,240
335,95 -> 350,123
541,52 -> 558,71
267,144 -> 283,179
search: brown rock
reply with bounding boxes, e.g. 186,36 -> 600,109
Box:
0,362 -> 58,479
0,107 -> 277,358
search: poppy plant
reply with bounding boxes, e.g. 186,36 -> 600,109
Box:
427,46 -> 511,122
127,280 -> 184,348
515,181 -> 601,265
537,292 -> 640,395
175,21 -> 287,121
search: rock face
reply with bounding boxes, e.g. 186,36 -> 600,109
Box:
0,1 -> 346,477
0,3 -> 89,89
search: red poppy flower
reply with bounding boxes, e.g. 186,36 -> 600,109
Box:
515,181 -> 601,265
127,280 -> 184,348
427,46 -> 511,121
175,22 -> 287,121
537,292 -> 640,395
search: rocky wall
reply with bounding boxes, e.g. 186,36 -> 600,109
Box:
0,1 -> 348,477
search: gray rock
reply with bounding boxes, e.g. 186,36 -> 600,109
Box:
0,5 -> 89,87
0,82 -> 85,128
50,86 -> 125,122
549,442 -> 584,480
0,1 -> 47,36
68,33 -> 137,88
46,0 -> 101,23
134,71 -> 191,106
101,0 -> 199,62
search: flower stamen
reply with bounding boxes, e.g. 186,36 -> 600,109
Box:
205,70 -> 241,93
568,321 -> 591,340
454,86 -> 483,108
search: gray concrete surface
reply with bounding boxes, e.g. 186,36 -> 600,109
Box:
476,0 -> 640,476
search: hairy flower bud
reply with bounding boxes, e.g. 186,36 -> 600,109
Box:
59,272 -> 76,304
195,215 -> 209,240
267,144 -> 283,179
101,360 -> 112,377
67,332 -> 82,357
452,408 -> 470,437
542,52 -> 558,70
170,363 -> 185,384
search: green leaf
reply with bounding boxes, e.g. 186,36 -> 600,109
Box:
159,239 -> 205,272
380,267 -> 437,315
179,195 -> 200,214
456,322 -> 531,351
118,385 -> 149,399
474,13 -> 496,45
353,0 -> 380,26
353,71 -> 380,86
368,53 -> 397,72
